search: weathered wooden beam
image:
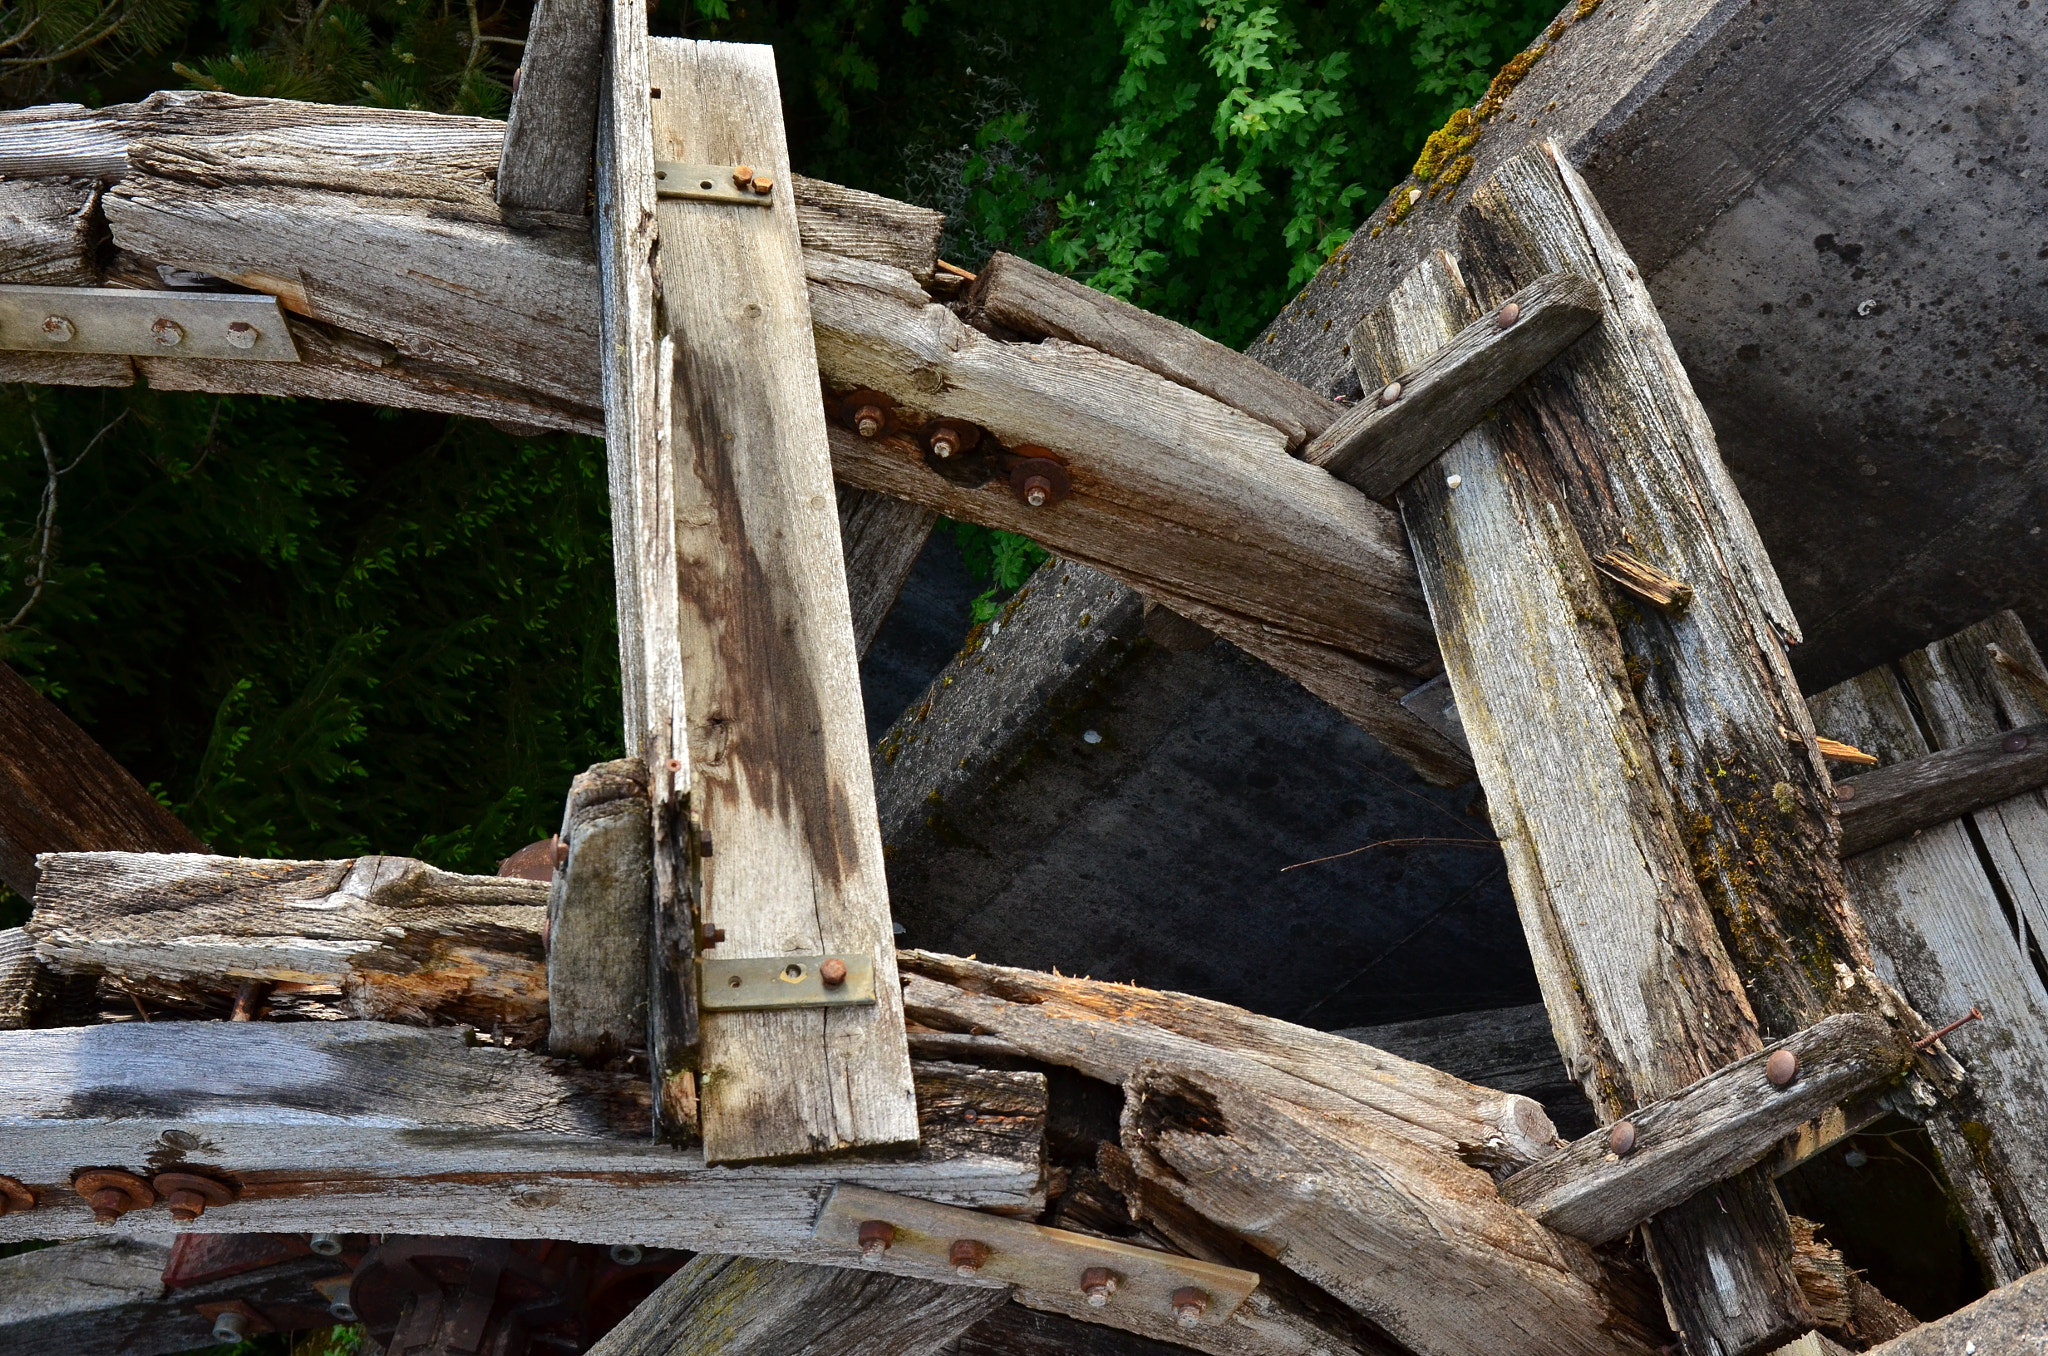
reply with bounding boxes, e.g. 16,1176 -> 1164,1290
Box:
28,851 -> 549,1039
839,487 -> 938,660
1857,1264 -> 2048,1355
0,177 -> 101,285
1308,270 -> 1601,498
1837,722 -> 2048,857
0,1023 -> 1044,1244
1500,1014 -> 1910,1243
585,1253 -> 1006,1356
645,38 -> 916,1164
0,663 -> 203,899
548,760 -> 652,1062
969,251 -> 1339,449
496,0 -> 604,212
951,1304 -> 1200,1356
791,174 -> 943,286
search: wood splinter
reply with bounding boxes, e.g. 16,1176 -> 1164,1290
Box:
1591,548 -> 1693,615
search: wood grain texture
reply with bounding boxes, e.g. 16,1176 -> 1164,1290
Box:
0,1024 -> 1045,1246
585,1253 -> 1006,1356
1836,719 -> 2048,857
29,851 -> 550,1040
548,759 -> 652,1061
792,173 -> 943,285
0,928 -> 39,1030
647,38 -> 914,1163
839,486 -> 937,659
0,661 -> 202,899
1360,243 -> 1802,1355
972,251 -> 1338,449
1501,1013 -> 1911,1243
1858,1265 -> 2048,1355
892,958 -> 1661,1356
496,0 -> 604,212
945,1304 -> 1199,1356
0,349 -> 134,386
0,177 -> 101,284
1314,270 -> 1601,498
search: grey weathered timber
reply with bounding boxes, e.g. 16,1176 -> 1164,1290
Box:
496,0 -> 604,212
548,759 -> 652,1061
0,929 -> 39,1030
1837,719 -> 2048,857
645,38 -> 915,1163
792,174 -> 943,285
947,1305 -> 1198,1356
0,1023 -> 1044,1246
0,177 -> 100,285
1309,269 -> 1601,497
0,662 -> 203,900
1501,1014 -> 1912,1242
1858,1265 -> 2048,1355
839,487 -> 938,659
1811,614 -> 2048,1282
808,252 -> 1468,786
29,851 -> 550,1039
898,953 -> 1661,1356
970,251 -> 1339,449
1355,236 -> 1804,1353
585,1253 -> 1005,1356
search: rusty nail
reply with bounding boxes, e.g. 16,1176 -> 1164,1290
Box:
225,320 -> 259,350
700,924 -> 725,948
230,980 -> 269,1022
857,1219 -> 896,1257
41,315 -> 73,342
732,164 -> 755,187
150,317 -> 184,347
751,174 -> 774,195
1915,1005 -> 1985,1051
1172,1287 -> 1209,1327
1022,474 -> 1054,507
1834,782 -> 1856,801
0,1176 -> 36,1215
1378,381 -> 1403,407
1607,1120 -> 1637,1156
1081,1267 -> 1118,1307
666,758 -> 683,773
1496,301 -> 1522,329
854,404 -> 886,438
821,957 -> 848,988
2006,732 -> 2032,753
554,836 -> 569,868
949,1238 -> 990,1275
931,429 -> 959,459
1766,1049 -> 1799,1087
649,87 -> 660,98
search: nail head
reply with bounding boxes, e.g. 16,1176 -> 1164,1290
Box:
1445,474 -> 1462,489
1767,1049 -> 1799,1087
1496,301 -> 1522,329
1608,1120 -> 1637,1155
1379,381 -> 1403,406
2005,733 -> 2031,753
857,1219 -> 896,1256
1834,782 -> 1856,801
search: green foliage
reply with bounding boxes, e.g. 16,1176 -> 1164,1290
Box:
938,520 -> 1049,623
0,0 -> 193,103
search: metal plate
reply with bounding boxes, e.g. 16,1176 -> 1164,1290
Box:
0,286 -> 300,361
654,162 -> 774,207
814,1186 -> 1258,1329
698,953 -> 875,1011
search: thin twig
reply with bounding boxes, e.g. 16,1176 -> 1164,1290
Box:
4,394 -> 125,633
1281,835 -> 1500,872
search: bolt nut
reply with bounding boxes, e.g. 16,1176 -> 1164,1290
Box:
40,315 -> 74,342
732,164 -> 755,187
1080,1266 -> 1119,1307
224,320 -> 259,349
1008,454 -> 1070,509
1378,381 -> 1403,407
854,404 -> 886,438
152,1172 -> 236,1222
1766,1049 -> 1799,1087
750,174 -> 774,195
151,317 -> 185,347
700,923 -> 725,948
0,1176 -> 35,1215
212,1310 -> 250,1344
2005,732 -> 2032,753
857,1219 -> 896,1257
1607,1120 -> 1637,1156
610,1243 -> 646,1266
308,1233 -> 344,1257
329,1301 -> 359,1323
74,1170 -> 154,1223
949,1238 -> 990,1275
931,430 -> 958,458
820,957 -> 848,988
1496,301 -> 1522,330
1171,1287 -> 1210,1326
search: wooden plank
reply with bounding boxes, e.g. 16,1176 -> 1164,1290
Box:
948,1304 -> 1198,1356
645,38 -> 915,1163
585,1253 -> 1006,1356
548,759 -> 652,1062
1355,238 -> 1807,1354
970,251 -> 1340,449
0,177 -> 101,284
792,174 -> 943,285
1310,270 -> 1601,498
0,929 -> 40,1030
28,851 -> 550,1040
496,0 -> 604,212
0,662 -> 203,899
1858,1265 -> 2048,1355
809,252 -> 1469,786
0,1024 -> 1045,1245
839,487 -> 937,660
1500,1013 -> 1911,1243
1333,1003 -> 1568,1100
898,956 -> 1662,1356
1836,718 -> 2048,856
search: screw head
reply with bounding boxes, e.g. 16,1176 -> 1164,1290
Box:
820,957 -> 848,988
2005,732 -> 2031,753
1607,1120 -> 1637,1156
1080,1267 -> 1118,1307
1379,381 -> 1403,407
224,320 -> 259,350
1496,301 -> 1522,330
40,315 -> 74,342
150,317 -> 185,347
949,1238 -> 990,1275
857,1219 -> 896,1257
1766,1049 -> 1799,1087
1172,1287 -> 1209,1326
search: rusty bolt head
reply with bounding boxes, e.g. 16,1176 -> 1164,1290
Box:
152,1172 -> 236,1223
732,164 -> 755,187
857,1219 -> 896,1257
0,1176 -> 36,1216
931,429 -> 959,458
949,1238 -> 990,1275
150,317 -> 184,347
1766,1049 -> 1799,1088
1009,455 -> 1071,509
1023,475 -> 1053,507
40,315 -> 74,342
1378,381 -> 1403,407
1171,1287 -> 1210,1326
224,320 -> 259,350
73,1170 -> 154,1223
854,404 -> 886,438
1080,1267 -> 1119,1307
2006,732 -> 2032,753
1496,301 -> 1522,330
700,924 -> 725,948
1607,1121 -> 1637,1157
821,957 -> 849,988
1834,782 -> 1856,801
751,174 -> 774,195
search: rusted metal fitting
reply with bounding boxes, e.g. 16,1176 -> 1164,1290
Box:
2006,732 -> 2032,753
1915,1006 -> 1985,1051
924,420 -> 983,462
1007,450 -> 1071,509
732,164 -> 755,188
230,980 -> 270,1023
225,320 -> 260,350
1171,1287 -> 1210,1327
838,390 -> 896,439
948,1238 -> 990,1275
309,1233 -> 345,1257
0,1175 -> 36,1215
857,1219 -> 896,1257
1765,1049 -> 1799,1088
152,1171 -> 238,1222
41,315 -> 73,342
820,957 -> 849,988
667,758 -> 683,773
1833,782 -> 1856,802
1496,301 -> 1522,330
700,924 -> 726,948
554,836 -> 570,869
73,1169 -> 155,1223
1080,1266 -> 1119,1307
1378,381 -> 1403,407
1607,1121 -> 1637,1157
750,174 -> 774,195
150,317 -> 184,348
